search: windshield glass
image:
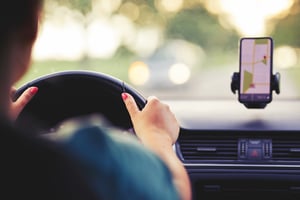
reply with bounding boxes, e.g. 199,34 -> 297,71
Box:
18,0 -> 300,100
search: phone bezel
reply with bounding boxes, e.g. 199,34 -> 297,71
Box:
238,37 -> 273,104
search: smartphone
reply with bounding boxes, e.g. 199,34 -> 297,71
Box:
239,37 -> 273,104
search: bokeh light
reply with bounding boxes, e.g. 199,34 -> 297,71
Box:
86,19 -> 121,58
274,46 -> 298,69
129,61 -> 150,86
168,63 -> 191,85
155,0 -> 183,13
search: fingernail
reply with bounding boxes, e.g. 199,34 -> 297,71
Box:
121,93 -> 128,100
30,87 -> 38,95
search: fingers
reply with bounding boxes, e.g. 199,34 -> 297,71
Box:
10,86 -> 38,120
121,93 -> 140,120
15,86 -> 38,106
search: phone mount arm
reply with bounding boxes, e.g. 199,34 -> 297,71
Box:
231,72 -> 280,109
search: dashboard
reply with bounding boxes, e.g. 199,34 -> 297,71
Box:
168,100 -> 300,199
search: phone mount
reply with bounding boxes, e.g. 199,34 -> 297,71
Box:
231,72 -> 280,109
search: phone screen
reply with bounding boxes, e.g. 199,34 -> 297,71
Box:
239,37 -> 273,103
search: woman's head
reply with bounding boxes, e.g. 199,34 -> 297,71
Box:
0,0 -> 43,85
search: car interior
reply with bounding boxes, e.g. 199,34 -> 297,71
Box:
15,0 -> 300,199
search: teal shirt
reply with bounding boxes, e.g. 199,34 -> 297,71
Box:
52,116 -> 179,200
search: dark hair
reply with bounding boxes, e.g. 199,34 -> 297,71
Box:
0,0 -> 43,76
0,0 -> 43,44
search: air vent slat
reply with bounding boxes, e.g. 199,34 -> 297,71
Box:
272,139 -> 300,161
178,134 -> 238,161
181,147 -> 237,151
181,144 -> 236,148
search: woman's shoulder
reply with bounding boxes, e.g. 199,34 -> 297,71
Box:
51,114 -> 180,200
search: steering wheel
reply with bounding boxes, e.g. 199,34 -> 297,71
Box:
14,70 -> 147,134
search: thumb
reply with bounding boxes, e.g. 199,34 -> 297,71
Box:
121,93 -> 140,120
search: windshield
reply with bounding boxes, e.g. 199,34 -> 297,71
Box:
18,0 -> 300,100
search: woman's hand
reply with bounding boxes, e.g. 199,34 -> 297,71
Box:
121,92 -> 179,145
9,86 -> 38,121
122,92 -> 191,200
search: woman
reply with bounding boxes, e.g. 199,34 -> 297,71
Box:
1,0 -> 191,199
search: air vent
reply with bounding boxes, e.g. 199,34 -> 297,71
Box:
273,139 -> 300,161
178,133 -> 238,161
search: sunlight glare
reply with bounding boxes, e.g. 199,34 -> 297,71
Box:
204,0 -> 294,35
33,6 -> 85,60
87,19 -> 121,58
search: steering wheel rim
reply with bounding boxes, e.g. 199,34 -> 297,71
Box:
15,70 -> 147,134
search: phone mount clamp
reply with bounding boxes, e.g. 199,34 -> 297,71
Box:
231,72 -> 280,109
